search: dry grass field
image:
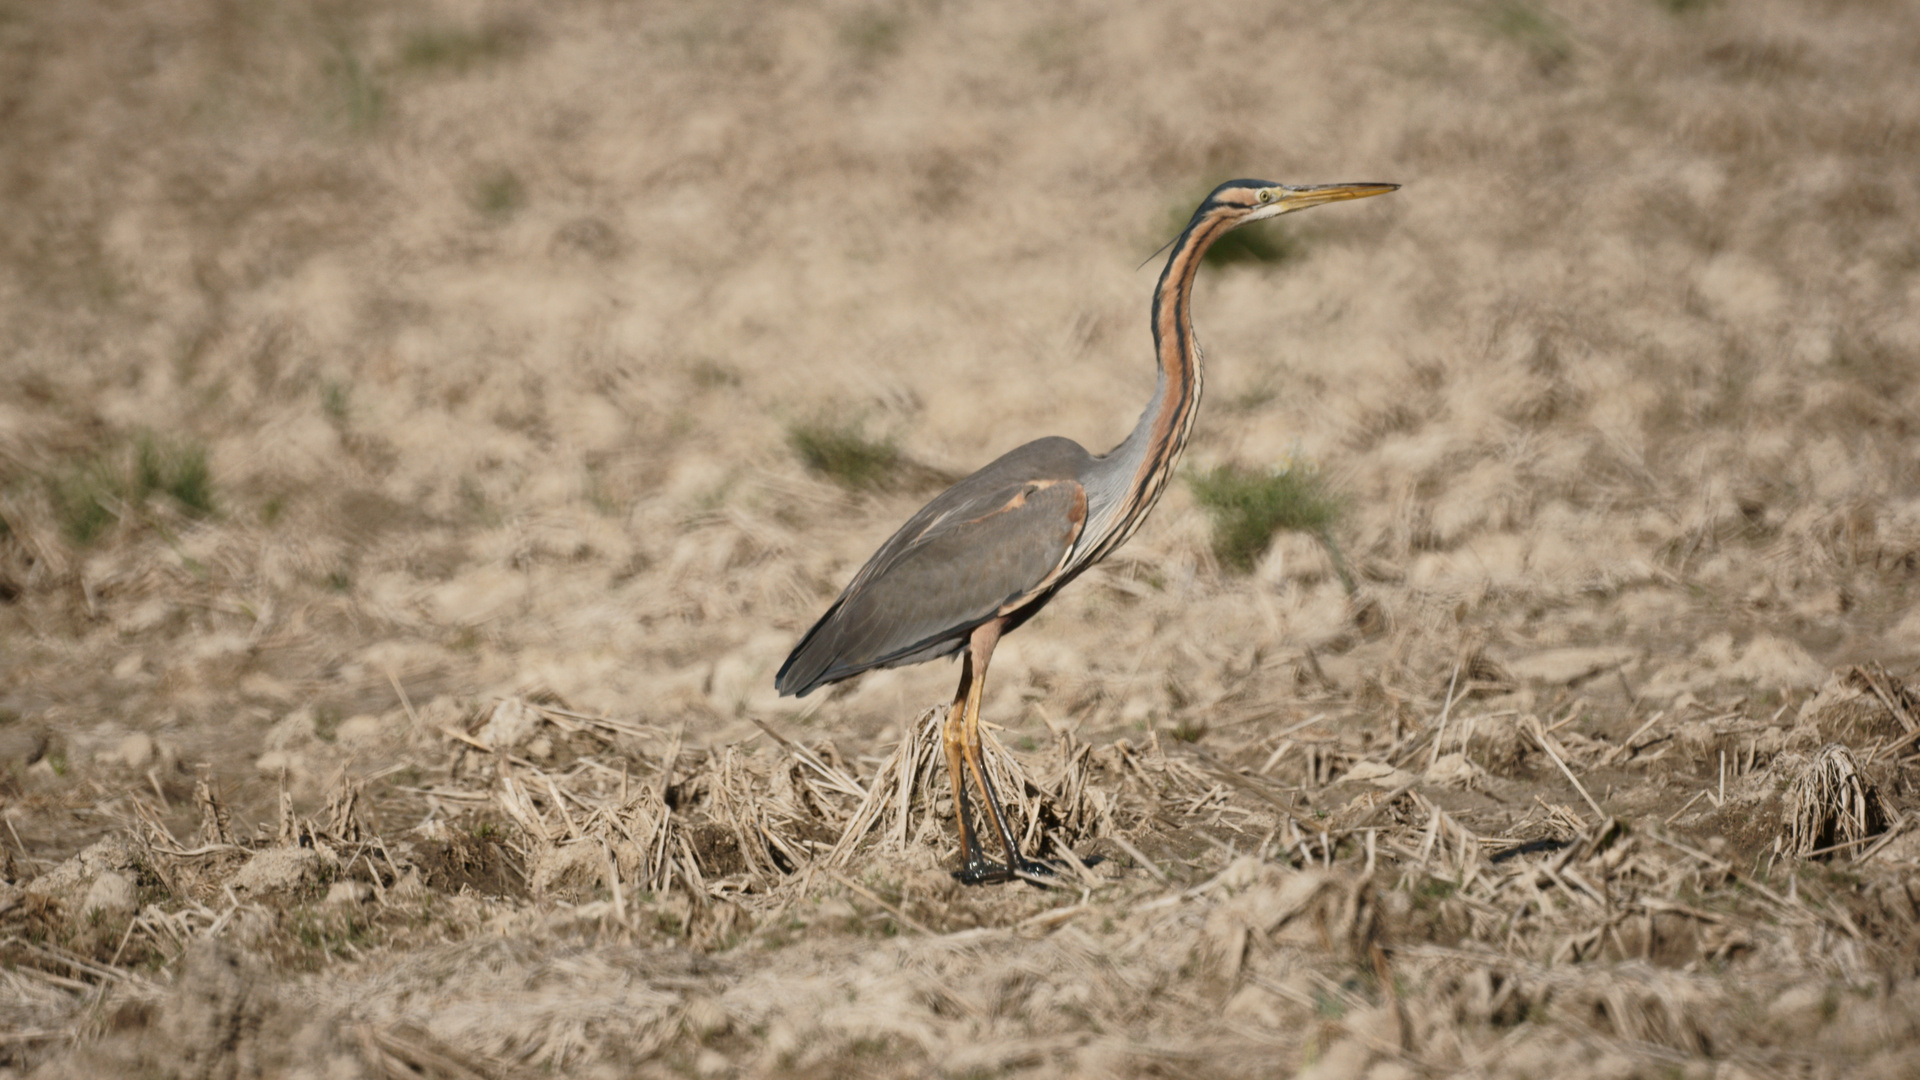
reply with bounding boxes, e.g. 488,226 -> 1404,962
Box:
5,0 -> 1920,1076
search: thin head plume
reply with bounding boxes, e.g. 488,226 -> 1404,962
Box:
1136,231 -> 1179,271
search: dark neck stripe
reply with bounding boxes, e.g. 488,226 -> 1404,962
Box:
1087,208 -> 1234,561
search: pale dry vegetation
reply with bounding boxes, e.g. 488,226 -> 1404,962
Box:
4,0 -> 1920,1077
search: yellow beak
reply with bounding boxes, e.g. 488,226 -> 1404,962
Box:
1273,182 -> 1400,212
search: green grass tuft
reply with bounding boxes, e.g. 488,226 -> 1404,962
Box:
839,9 -> 905,61
1188,461 -> 1344,575
49,435 -> 218,545
321,380 -> 351,424
135,435 -> 216,518
49,457 -> 124,545
788,420 -> 902,491
401,22 -> 527,72
1484,0 -> 1572,72
1203,222 -> 1298,267
323,43 -> 385,133
472,168 -> 526,220
457,476 -> 500,525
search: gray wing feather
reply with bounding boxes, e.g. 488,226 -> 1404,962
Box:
776,437 -> 1091,696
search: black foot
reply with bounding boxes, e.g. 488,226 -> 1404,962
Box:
952,857 -> 1062,888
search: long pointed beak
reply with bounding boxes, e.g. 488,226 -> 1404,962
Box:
1275,182 -> 1400,211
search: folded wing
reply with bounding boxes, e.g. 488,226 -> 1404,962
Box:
776,437 -> 1091,697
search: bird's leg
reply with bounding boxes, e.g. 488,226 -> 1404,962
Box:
940,650 -> 990,875
954,620 -> 1057,887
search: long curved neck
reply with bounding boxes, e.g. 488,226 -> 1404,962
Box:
1079,211 -> 1236,560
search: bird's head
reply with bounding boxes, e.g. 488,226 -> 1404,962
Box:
1196,178 -> 1399,229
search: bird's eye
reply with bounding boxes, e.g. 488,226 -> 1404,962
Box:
1256,189 -> 1274,204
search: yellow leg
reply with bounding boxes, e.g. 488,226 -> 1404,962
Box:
948,620 -> 1051,885
940,651 -> 984,868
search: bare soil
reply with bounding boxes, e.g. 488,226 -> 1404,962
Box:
5,0 -> 1920,1077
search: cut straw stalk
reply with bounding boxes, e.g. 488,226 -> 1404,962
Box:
1426,661 -> 1462,772
1108,833 -> 1170,885
1530,716 -> 1606,822
1604,710 -> 1667,765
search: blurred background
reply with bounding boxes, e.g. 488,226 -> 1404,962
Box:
2,0 -> 1918,840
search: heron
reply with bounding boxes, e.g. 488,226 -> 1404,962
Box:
775,178 -> 1398,884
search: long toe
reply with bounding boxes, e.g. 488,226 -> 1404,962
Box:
953,858 -> 1067,888
1010,859 -> 1064,889
952,858 -> 1015,886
